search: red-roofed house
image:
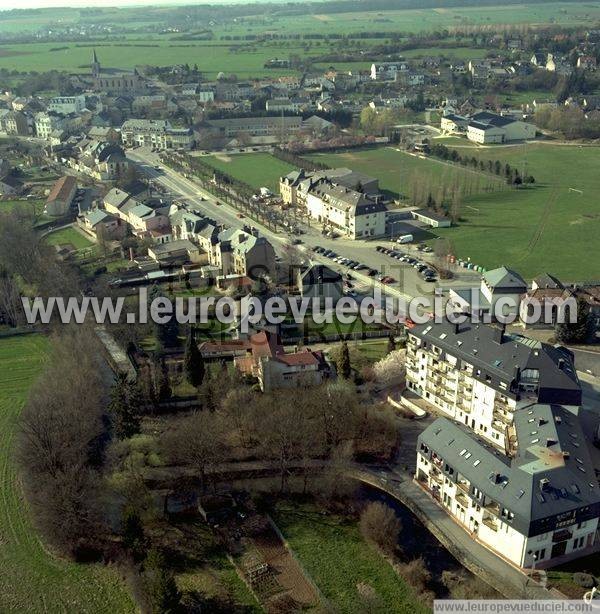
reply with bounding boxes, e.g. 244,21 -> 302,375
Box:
234,330 -> 331,392
45,175 -> 77,216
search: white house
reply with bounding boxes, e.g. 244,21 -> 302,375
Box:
47,95 -> 87,115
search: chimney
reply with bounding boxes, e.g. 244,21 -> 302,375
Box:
493,324 -> 505,344
558,358 -> 565,370
546,437 -> 557,447
539,478 -> 551,492
513,366 -> 521,383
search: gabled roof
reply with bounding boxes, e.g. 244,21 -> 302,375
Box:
46,175 -> 76,204
483,266 -> 527,290
533,273 -> 564,290
128,203 -> 155,219
300,262 -> 343,285
84,209 -> 112,227
104,187 -> 131,209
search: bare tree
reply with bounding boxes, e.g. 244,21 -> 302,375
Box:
359,502 -> 402,555
17,326 -> 108,555
0,271 -> 23,327
161,411 -> 228,491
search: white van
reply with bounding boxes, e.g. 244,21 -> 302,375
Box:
396,234 -> 414,244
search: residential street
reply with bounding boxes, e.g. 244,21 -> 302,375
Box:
127,147 -> 481,313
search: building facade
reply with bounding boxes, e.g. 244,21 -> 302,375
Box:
411,320 -> 599,570
121,119 -> 194,150
406,320 -> 581,453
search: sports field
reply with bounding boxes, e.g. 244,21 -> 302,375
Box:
434,143 -> 600,280
200,152 -> 296,192
307,147 -> 505,201
0,334 -> 135,612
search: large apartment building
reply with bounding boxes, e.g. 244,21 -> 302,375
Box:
409,320 -> 599,569
280,168 -> 386,240
406,320 -> 582,453
121,119 -> 194,150
416,406 -> 599,569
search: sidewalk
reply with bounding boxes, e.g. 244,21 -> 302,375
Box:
369,468 -> 562,600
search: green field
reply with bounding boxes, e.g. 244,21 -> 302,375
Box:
274,504 -> 428,614
307,147 -> 504,201
433,143 -> 600,280
0,334 -> 135,612
0,40 -> 326,79
2,3 -> 600,37
1,2 -> 599,77
45,226 -> 94,250
200,152 -> 296,191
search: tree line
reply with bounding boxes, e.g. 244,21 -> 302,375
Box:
428,143 -> 536,186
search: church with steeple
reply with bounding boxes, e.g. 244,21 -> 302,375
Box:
90,49 -> 144,94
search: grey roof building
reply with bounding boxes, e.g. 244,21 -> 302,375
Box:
418,406 -> 600,539
409,319 -> 581,406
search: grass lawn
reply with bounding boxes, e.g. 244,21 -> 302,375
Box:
200,153 -> 296,192
434,143 -> 600,280
45,226 -> 94,250
354,339 -> 391,365
306,146 -> 504,202
0,334 -> 135,612
0,198 -> 44,215
274,504 -> 428,614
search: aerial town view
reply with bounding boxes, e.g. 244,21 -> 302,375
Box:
1,0 -> 600,612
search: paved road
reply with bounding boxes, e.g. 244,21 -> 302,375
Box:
127,147 -> 480,314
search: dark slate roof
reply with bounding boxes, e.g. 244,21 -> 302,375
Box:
419,408 -> 600,534
471,111 -> 518,128
533,273 -> 564,290
410,320 -> 581,404
300,262 -> 343,285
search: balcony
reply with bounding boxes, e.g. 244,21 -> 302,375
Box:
493,410 -> 512,426
456,492 -> 470,507
456,481 -> 470,494
484,501 -> 500,515
482,517 -> 499,532
430,471 -> 443,484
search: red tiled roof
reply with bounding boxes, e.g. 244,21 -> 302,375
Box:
46,175 -> 76,204
275,349 -> 323,367
250,330 -> 284,359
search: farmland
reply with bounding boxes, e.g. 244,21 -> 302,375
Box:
306,146 -> 505,201
1,2 -> 600,77
2,2 -> 599,36
199,153 -> 296,192
0,40 -> 326,79
0,334 -> 135,613
433,143 -> 600,280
